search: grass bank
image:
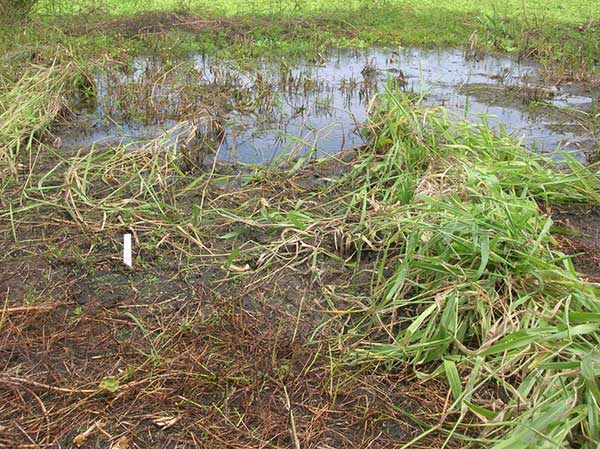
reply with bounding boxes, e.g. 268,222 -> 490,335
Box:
0,0 -> 599,80
338,91 -> 600,448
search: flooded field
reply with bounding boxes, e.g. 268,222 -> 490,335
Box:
59,47 -> 599,165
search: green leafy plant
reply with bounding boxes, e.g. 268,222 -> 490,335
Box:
476,11 -> 517,53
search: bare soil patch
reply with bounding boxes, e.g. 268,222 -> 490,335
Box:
552,204 -> 600,279
0,280 -> 455,448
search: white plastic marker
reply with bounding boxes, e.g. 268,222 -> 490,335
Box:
123,233 -> 132,268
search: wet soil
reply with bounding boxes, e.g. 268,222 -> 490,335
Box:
0,164 -> 467,448
0,244 -> 458,449
0,258 -> 72,305
1,302 -> 455,448
552,204 -> 600,279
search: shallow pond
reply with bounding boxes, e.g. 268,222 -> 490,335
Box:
61,47 -> 599,164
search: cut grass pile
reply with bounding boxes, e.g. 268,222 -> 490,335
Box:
1,56 -> 600,446
333,90 -> 600,447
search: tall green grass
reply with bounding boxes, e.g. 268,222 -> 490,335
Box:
339,89 -> 600,448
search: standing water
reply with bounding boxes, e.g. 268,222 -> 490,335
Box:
61,47 -> 598,164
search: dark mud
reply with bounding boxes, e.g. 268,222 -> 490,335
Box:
552,204 -> 600,279
1,298 -> 455,448
1,169 -> 462,448
0,258 -> 76,306
0,236 -> 458,448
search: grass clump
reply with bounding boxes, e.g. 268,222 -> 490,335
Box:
0,62 -> 72,178
333,90 -> 600,448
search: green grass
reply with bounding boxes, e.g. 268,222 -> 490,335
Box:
34,0 -> 600,23
331,91 -> 600,447
0,60 -> 72,177
0,0 -> 597,77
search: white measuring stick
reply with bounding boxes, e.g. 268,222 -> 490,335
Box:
123,233 -> 133,268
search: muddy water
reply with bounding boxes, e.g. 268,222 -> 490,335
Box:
62,48 -> 598,164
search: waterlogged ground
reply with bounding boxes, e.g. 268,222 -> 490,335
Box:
4,40 -> 600,448
58,47 -> 599,164
4,1 -> 600,446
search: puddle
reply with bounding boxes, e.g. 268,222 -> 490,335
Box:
60,48 -> 599,164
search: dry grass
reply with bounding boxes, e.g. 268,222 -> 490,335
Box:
0,266 -> 456,449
